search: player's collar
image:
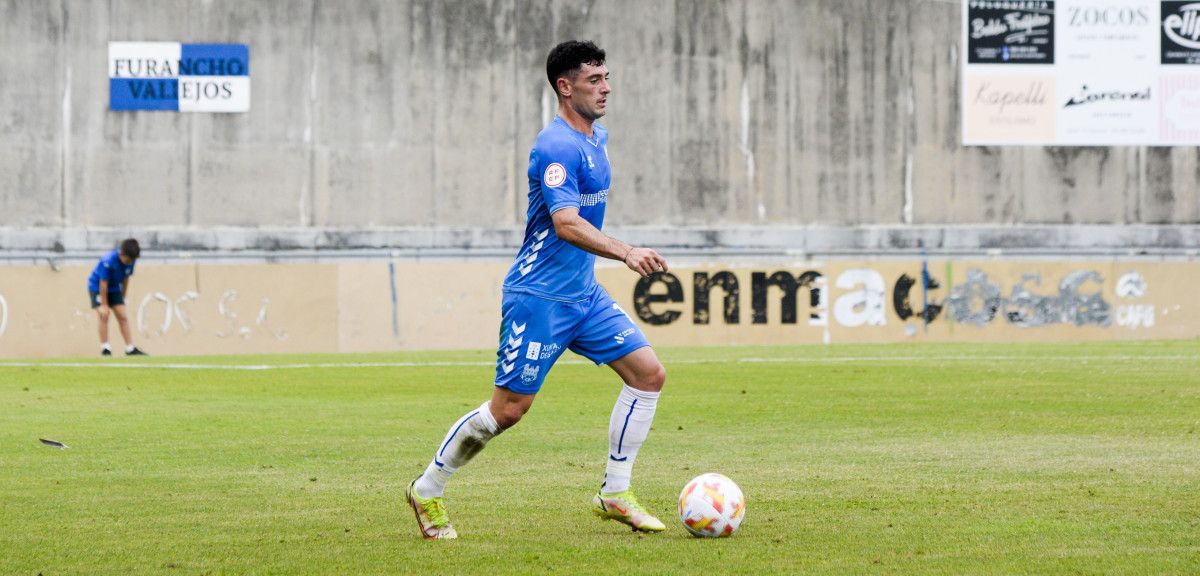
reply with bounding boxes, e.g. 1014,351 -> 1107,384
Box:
555,115 -> 601,142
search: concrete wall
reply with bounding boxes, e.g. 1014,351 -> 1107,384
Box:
0,258 -> 1189,358
1,0 -> 1198,252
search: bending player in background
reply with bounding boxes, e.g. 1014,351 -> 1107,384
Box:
87,238 -> 147,357
406,40 -> 670,539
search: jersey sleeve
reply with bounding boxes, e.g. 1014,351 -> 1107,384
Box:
535,137 -> 583,214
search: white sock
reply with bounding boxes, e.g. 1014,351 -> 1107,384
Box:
125,345 -> 136,353
603,385 -> 659,493
101,342 -> 111,351
414,401 -> 501,498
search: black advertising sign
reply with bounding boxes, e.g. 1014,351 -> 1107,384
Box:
968,1 -> 1056,64
1162,1 -> 1200,64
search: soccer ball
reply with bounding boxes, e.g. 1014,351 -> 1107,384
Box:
677,473 -> 746,537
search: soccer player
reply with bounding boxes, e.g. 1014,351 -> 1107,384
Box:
87,238 -> 147,356
406,40 -> 671,540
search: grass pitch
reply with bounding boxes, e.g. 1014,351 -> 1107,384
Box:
1,342 -> 1198,575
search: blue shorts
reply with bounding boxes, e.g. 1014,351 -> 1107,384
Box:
89,291 -> 125,308
494,286 -> 650,395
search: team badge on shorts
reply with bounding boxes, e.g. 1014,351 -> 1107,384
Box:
521,364 -> 540,384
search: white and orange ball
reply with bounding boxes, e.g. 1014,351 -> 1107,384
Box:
677,473 -> 746,537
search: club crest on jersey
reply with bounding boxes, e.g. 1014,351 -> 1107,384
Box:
544,163 -> 566,188
521,364 -> 540,384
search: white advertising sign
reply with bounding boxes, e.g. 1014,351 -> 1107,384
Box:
108,42 -> 251,113
962,0 -> 1200,145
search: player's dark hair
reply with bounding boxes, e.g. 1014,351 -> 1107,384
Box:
546,41 -> 606,97
119,238 -> 140,260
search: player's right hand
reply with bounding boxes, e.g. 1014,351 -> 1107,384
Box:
624,247 -> 668,277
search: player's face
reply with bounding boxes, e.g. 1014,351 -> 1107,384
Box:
568,63 -> 610,121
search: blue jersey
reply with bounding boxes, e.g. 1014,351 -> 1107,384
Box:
87,250 -> 135,293
502,116 -> 611,301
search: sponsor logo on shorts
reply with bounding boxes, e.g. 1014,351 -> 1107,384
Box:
614,327 -> 637,344
521,364 -> 540,384
539,343 -> 560,360
526,341 -> 542,360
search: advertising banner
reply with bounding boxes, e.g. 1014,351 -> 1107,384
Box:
597,260 -> 1195,346
962,0 -> 1200,145
0,259 -> 1194,358
109,42 -> 250,112
964,75 -> 1057,144
1161,1 -> 1200,63
967,0 -> 1057,64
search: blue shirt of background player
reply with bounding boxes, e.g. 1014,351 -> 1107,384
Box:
87,249 -> 136,293
502,116 -> 611,301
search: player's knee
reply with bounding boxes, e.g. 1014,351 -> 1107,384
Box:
651,363 -> 667,390
635,363 -> 666,392
97,309 -> 110,320
494,402 -> 529,429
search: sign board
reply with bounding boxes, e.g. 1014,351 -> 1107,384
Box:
109,42 -> 250,112
0,259 -> 1194,357
962,0 -> 1200,145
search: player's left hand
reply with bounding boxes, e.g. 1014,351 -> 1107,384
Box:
624,247 -> 668,277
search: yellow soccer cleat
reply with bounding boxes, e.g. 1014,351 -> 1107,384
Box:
406,479 -> 458,540
591,490 -> 666,533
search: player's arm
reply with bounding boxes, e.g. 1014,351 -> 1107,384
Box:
122,279 -> 129,296
551,207 -> 668,277
98,280 -> 110,307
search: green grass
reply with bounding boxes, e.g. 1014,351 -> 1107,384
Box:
1,342 -> 1198,575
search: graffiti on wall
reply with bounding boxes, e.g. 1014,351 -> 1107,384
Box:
137,291 -> 197,336
945,269 -> 1110,327
630,266 -> 1157,333
136,289 -> 288,341
216,290 -> 288,340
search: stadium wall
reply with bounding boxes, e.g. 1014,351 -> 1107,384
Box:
2,0 -> 1199,255
0,258 -> 1188,358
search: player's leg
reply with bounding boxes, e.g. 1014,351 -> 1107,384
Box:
406,293 -> 570,539
412,387 -> 530,500
605,346 -> 666,490
569,290 -> 667,532
91,292 -> 112,356
591,347 -> 667,532
407,388 -> 520,539
110,303 -> 143,355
